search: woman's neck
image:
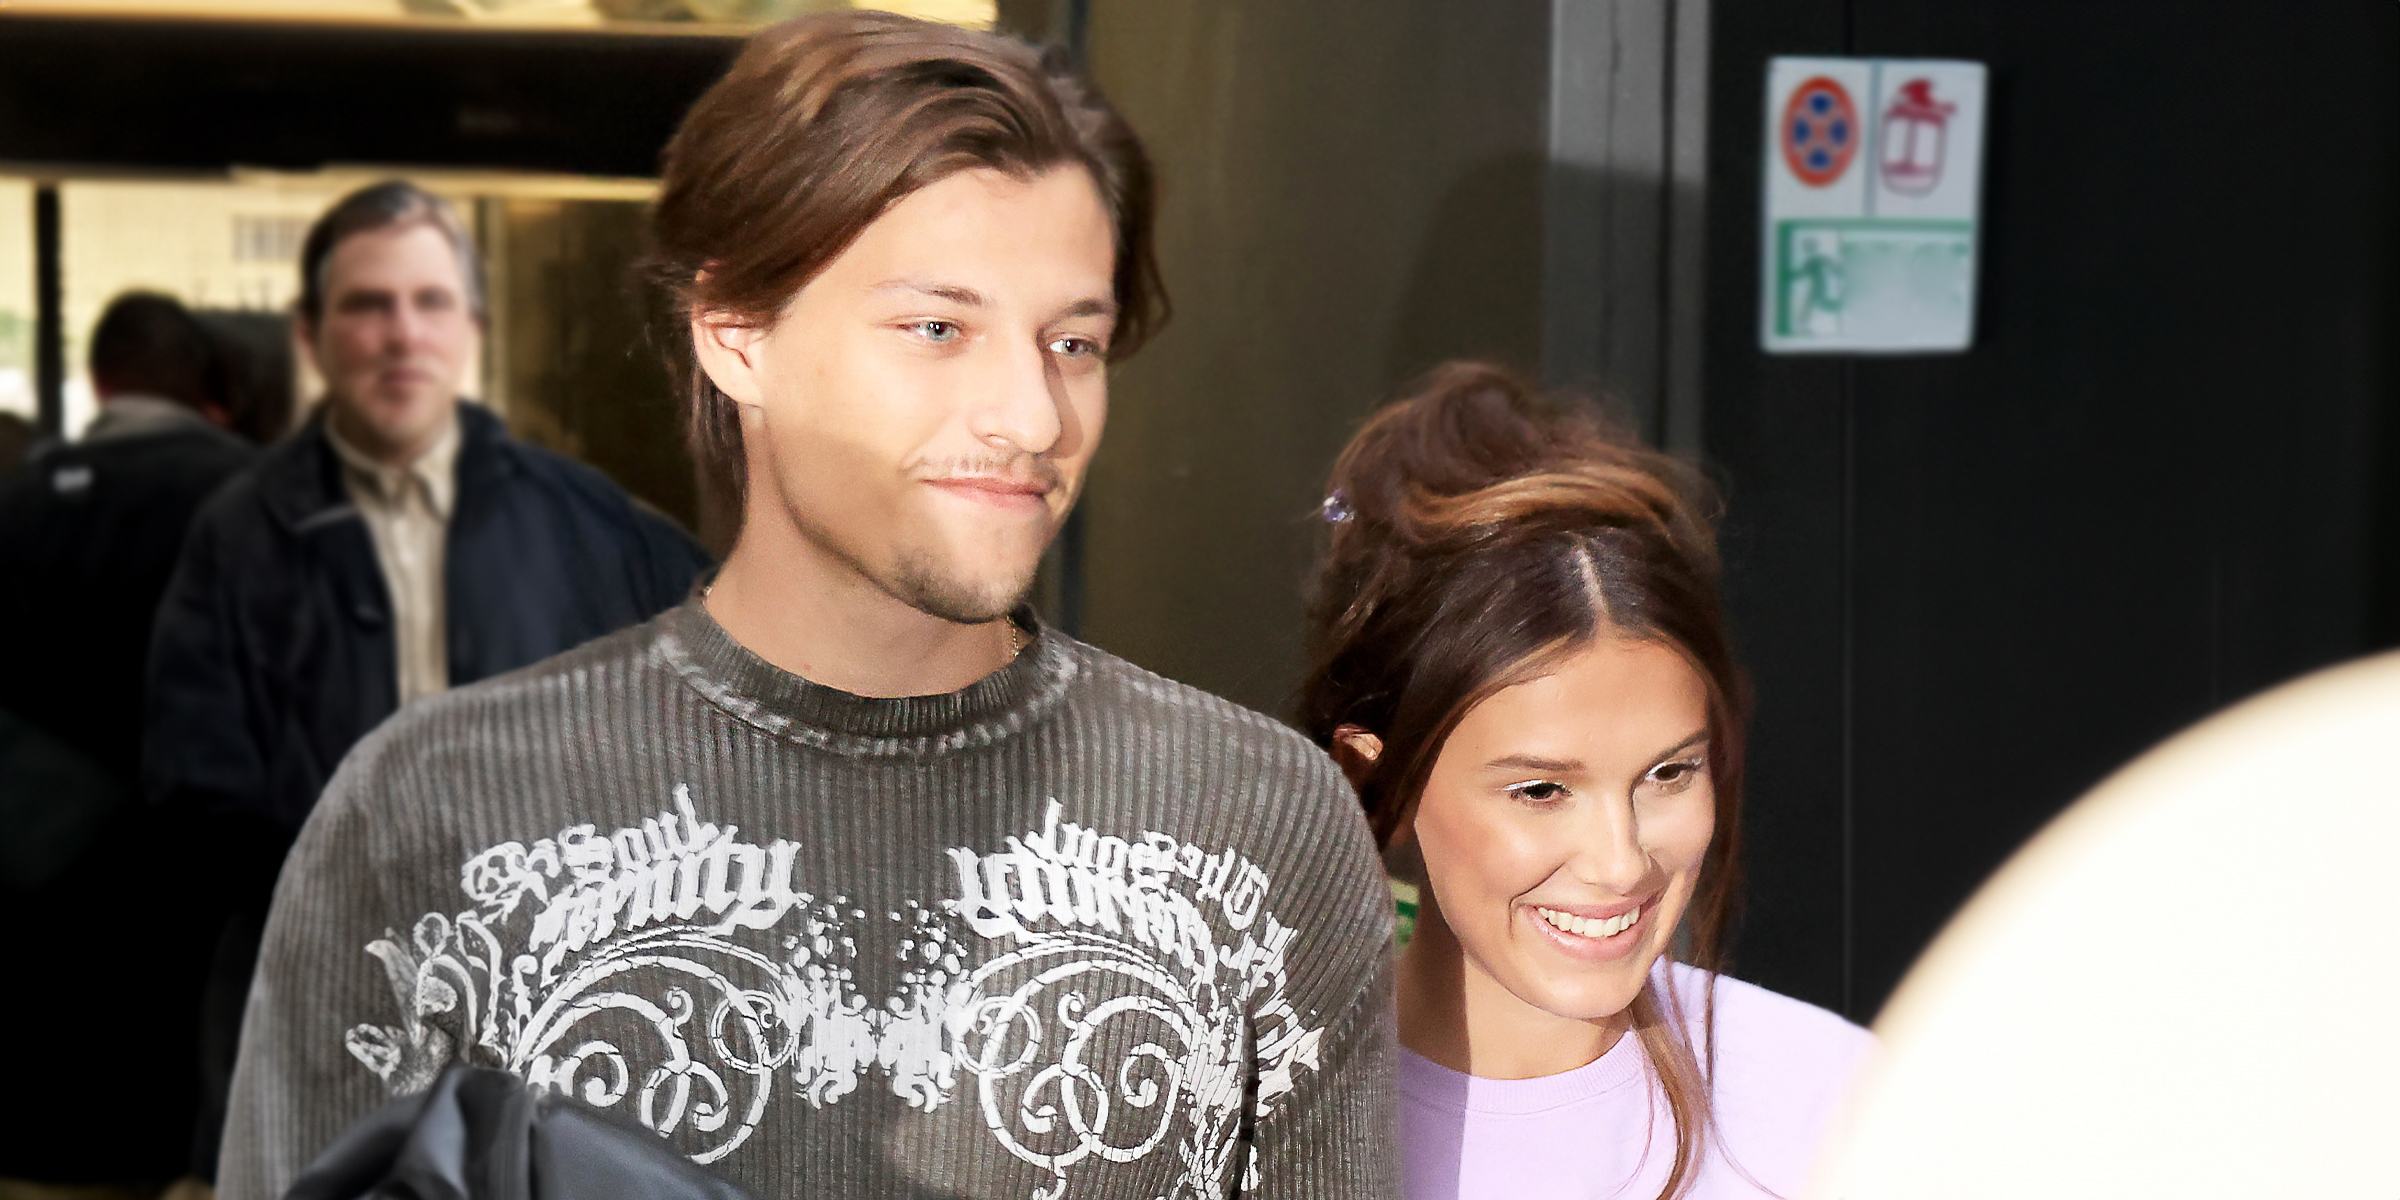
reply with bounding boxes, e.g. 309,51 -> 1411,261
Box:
1396,898 -> 1630,1080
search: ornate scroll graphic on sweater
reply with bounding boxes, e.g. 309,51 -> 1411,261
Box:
344,787 -> 1324,1198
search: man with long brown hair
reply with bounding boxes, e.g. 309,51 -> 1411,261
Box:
216,13 -> 1397,1200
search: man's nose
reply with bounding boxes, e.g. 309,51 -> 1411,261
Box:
968,335 -> 1066,456
388,301 -> 436,351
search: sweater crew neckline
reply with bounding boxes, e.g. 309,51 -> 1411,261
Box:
656,597 -> 1077,757
1396,1036 -> 1647,1117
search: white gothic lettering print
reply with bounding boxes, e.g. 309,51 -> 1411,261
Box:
344,787 -> 1326,1198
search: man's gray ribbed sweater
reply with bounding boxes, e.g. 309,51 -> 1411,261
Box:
217,601 -> 1397,1200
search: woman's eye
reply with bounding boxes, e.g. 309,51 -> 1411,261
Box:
1047,334 -> 1102,358
1504,781 -> 1570,804
1646,759 -> 1707,792
911,320 -> 961,343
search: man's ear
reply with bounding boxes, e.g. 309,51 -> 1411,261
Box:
1330,725 -> 1383,791
291,314 -> 323,378
689,311 -> 769,407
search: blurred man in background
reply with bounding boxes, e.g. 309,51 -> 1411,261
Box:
144,180 -> 711,1184
0,292 -> 258,1197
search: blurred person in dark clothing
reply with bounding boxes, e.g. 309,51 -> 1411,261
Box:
0,411 -> 35,471
144,181 -> 711,1182
2,292 -> 250,779
0,292 -> 258,1195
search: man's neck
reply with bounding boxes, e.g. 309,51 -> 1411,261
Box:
704,516 -> 1018,700
88,392 -> 208,441
324,399 -> 450,471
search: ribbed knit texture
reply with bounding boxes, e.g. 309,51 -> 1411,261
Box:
217,600 -> 1398,1200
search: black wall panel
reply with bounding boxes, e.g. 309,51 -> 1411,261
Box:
1709,1 -> 2400,1019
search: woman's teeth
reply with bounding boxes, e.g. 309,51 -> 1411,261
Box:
1536,905 -> 1640,940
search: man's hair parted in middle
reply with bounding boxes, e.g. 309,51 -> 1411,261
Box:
643,9 -> 1168,504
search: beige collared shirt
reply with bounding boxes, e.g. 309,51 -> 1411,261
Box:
325,411 -> 461,707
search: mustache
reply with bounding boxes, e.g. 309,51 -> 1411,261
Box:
367,355 -> 443,374
915,453 -> 1065,492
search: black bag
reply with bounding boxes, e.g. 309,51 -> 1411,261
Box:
284,1067 -> 755,1200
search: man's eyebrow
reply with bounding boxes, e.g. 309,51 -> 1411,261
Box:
871,279 -> 987,306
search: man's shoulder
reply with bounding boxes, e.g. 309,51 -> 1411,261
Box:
487,435 -> 704,560
492,434 -> 645,522
1055,635 -> 1366,850
1064,635 -> 1335,767
95,426 -> 259,506
1,426 -> 253,514
181,426 -> 321,539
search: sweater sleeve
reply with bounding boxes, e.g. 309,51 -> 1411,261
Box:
1243,953 -> 1400,1199
214,737 -> 419,1200
1238,744 -> 1401,1200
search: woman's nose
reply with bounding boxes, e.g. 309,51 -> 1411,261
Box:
1566,793 -> 1654,895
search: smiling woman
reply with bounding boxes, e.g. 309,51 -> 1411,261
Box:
1301,362 -> 1874,1200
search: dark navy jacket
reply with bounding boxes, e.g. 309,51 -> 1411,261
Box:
145,402 -> 709,838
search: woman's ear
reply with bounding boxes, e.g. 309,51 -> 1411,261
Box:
1381,815 -> 1426,882
1330,725 -> 1382,791
1333,726 -> 1422,869
690,310 -> 769,407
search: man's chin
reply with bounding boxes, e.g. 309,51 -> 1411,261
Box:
886,554 -> 1040,626
342,391 -> 455,451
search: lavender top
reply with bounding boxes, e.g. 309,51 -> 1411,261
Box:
1398,964 -> 1872,1200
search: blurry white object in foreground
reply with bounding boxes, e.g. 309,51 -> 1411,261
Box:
1810,651 -> 2400,1199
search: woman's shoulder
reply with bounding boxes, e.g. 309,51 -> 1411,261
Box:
1661,963 -> 1876,1191
1663,962 -> 1876,1090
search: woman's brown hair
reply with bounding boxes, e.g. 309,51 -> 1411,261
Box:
642,9 -> 1166,507
1300,361 -> 1746,1200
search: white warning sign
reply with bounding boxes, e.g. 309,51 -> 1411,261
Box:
1762,57 -> 1987,354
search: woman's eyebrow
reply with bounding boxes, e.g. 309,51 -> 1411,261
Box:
1649,731 -> 1710,762
1485,753 -> 1581,773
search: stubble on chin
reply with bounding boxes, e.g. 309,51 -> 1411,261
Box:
888,546 -> 1038,625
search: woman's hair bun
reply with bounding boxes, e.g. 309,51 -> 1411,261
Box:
1322,361 -> 1717,568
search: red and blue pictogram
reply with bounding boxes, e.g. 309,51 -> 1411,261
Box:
1781,76 -> 1860,187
